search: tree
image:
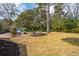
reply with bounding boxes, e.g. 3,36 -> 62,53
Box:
46,3 -> 50,33
54,3 -> 64,18
0,20 -> 2,32
64,3 -> 79,19
37,3 -> 50,33
0,3 -> 19,20
52,3 -> 64,31
34,4 -> 47,31
52,3 -> 79,33
15,7 -> 47,32
0,3 -> 19,32
15,9 -> 34,31
2,19 -> 13,32
37,3 -> 56,33
74,3 -> 79,19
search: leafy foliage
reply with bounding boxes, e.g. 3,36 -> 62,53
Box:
15,8 -> 47,32
0,3 -> 79,33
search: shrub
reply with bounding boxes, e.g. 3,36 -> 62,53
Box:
11,29 -> 17,35
63,19 -> 78,33
71,28 -> 79,33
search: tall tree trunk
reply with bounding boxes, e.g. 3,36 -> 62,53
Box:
76,3 -> 79,19
46,3 -> 50,33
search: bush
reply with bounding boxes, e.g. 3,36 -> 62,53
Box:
20,28 -> 27,34
11,29 -> 17,34
71,28 -> 79,33
52,17 -> 79,33
52,18 -> 64,32
64,29 -> 72,33
63,19 -> 78,33
20,28 -> 27,32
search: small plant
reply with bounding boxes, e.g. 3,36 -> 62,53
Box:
11,29 -> 17,37
20,28 -> 27,34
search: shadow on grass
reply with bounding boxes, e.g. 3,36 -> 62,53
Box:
0,32 -> 9,34
30,32 -> 47,37
0,38 -> 10,41
62,38 -> 79,46
0,38 -> 27,56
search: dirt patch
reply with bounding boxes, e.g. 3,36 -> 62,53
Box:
62,38 -> 79,46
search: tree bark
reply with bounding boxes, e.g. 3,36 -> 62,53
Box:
46,3 -> 50,33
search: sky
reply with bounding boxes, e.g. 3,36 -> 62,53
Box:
17,3 -> 75,14
17,3 -> 54,13
12,3 -> 38,19
0,3 -> 54,20
16,3 -> 78,20
18,3 -> 37,12
0,3 -> 76,20
14,3 -> 54,20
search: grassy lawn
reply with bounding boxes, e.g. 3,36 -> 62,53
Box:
9,32 -> 79,56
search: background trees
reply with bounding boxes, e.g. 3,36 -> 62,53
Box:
0,3 -> 19,32
52,3 -> 79,33
52,3 -> 64,32
15,7 -> 47,32
0,3 -> 79,33
2,19 -> 13,32
15,3 -> 79,33
0,3 -> 18,20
